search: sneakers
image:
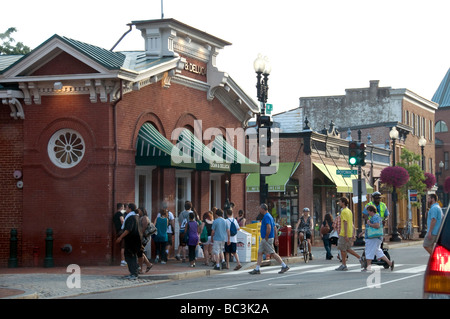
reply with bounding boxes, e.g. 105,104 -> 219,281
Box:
123,274 -> 138,280
248,269 -> 261,275
335,264 -> 348,271
248,265 -> 290,275
213,265 -> 221,271
278,265 -> 290,274
120,260 -> 127,266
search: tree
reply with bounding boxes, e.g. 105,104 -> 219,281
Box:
0,27 -> 30,55
397,148 -> 426,203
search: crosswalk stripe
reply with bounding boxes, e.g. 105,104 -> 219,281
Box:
220,263 -> 425,275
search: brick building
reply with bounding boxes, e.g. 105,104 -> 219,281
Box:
432,68 -> 450,207
0,19 -> 259,267
245,118 -> 391,248
270,80 -> 438,238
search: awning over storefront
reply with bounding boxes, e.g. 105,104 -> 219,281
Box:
246,162 -> 300,193
313,163 -> 373,194
135,122 -> 196,169
135,123 -> 258,173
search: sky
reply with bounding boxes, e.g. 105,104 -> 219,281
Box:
3,0 -> 450,115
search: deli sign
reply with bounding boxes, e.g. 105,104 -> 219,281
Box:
184,60 -> 206,76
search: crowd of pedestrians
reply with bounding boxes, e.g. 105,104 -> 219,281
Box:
113,190 -> 446,279
113,199 -> 252,279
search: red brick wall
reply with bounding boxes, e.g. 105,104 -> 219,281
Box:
0,109 -> 24,267
0,76 -> 247,266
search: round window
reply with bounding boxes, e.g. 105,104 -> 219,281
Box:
48,129 -> 85,168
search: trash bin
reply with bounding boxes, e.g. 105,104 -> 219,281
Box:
242,222 -> 261,261
236,229 -> 252,262
278,225 -> 292,257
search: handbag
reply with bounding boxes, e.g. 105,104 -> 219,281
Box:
200,224 -> 208,243
367,226 -> 383,238
320,222 -> 330,235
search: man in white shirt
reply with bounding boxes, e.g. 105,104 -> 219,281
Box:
225,209 -> 242,270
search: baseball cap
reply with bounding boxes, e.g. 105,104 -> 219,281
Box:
303,207 -> 310,212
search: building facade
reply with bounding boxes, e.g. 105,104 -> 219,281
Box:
264,81 -> 438,243
0,19 -> 259,267
432,68 -> 450,207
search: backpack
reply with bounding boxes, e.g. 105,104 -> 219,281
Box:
229,218 -> 237,236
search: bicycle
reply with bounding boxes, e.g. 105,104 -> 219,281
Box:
300,237 -> 309,263
297,231 -> 311,263
402,220 -> 412,240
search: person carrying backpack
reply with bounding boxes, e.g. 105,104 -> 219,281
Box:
224,209 -> 242,270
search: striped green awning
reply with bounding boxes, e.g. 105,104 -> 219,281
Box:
246,162 -> 300,192
135,123 -> 195,169
135,123 -> 258,173
211,134 -> 259,173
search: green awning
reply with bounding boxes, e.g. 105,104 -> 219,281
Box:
135,123 -> 195,168
211,134 -> 259,173
314,163 -> 373,194
135,123 -> 258,173
246,162 -> 300,192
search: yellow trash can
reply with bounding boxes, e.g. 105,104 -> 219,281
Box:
242,222 -> 261,262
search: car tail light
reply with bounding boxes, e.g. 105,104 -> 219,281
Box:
424,244 -> 450,295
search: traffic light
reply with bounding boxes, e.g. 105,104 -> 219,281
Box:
348,141 -> 359,166
258,115 -> 273,147
358,142 -> 367,166
348,141 -> 367,166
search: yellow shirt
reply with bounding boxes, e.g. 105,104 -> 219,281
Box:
339,207 -> 353,237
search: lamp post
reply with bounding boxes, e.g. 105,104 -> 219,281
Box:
254,54 -> 272,205
438,161 -> 446,207
389,127 -> 401,242
418,136 -> 427,238
224,179 -> 230,210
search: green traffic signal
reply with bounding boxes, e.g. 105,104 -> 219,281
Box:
348,141 -> 367,166
348,141 -> 359,166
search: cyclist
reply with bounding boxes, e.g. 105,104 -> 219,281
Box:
295,207 -> 313,260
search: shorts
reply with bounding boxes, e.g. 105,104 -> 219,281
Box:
298,231 -> 311,240
365,238 -> 385,260
179,231 -> 186,246
212,240 -> 225,255
167,233 -> 173,246
258,238 -> 276,255
337,236 -> 353,251
423,234 -> 438,248
225,242 -> 237,254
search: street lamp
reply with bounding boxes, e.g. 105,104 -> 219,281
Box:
389,127 -> 401,242
254,54 -> 272,204
437,161 -> 445,207
418,136 -> 427,238
224,179 -> 230,210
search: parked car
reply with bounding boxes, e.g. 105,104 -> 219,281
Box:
423,205 -> 450,298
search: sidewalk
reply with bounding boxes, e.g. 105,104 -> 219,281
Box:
0,239 -> 422,299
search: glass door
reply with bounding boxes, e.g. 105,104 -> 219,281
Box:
135,167 -> 153,219
175,171 -> 192,217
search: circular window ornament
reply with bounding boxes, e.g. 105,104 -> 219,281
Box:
48,129 -> 85,168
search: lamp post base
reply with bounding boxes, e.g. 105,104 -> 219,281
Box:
389,233 -> 402,242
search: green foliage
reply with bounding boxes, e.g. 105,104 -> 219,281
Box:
397,148 -> 426,203
0,27 -> 31,55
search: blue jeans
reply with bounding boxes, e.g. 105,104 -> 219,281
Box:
322,235 -> 333,259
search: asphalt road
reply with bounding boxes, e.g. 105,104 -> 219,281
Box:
75,245 -> 428,301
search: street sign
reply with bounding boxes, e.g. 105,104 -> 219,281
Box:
336,169 -> 357,177
409,189 -> 418,202
265,104 -> 273,115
